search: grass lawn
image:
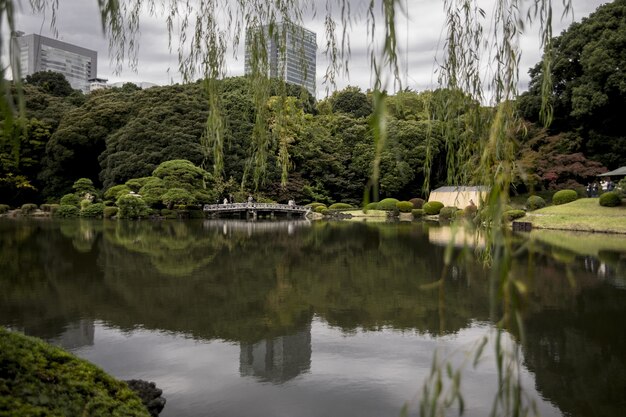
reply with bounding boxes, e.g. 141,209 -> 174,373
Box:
524,198 -> 626,234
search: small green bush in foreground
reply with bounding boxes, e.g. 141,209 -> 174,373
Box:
412,209 -> 424,218
364,202 -> 379,210
53,205 -> 80,218
552,189 -> 578,205
60,193 -> 80,207
526,195 -> 546,211
329,203 -> 353,210
423,201 -> 444,215
396,201 -> 414,213
0,327 -> 150,417
116,194 -> 148,219
104,207 -> 119,219
599,191 -> 622,207
0,204 -> 10,214
438,206 -> 458,221
20,203 -> 37,215
504,209 -> 526,221
306,202 -> 326,210
314,205 -> 327,213
378,198 -> 400,211
81,203 -> 105,218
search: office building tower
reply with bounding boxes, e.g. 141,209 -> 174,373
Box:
245,22 -> 316,96
12,32 -> 97,93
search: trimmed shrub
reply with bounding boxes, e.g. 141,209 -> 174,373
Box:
412,209 -> 425,218
552,189 -> 578,205
116,194 -> 148,219
160,209 -> 178,219
20,203 -> 38,215
423,201 -> 444,215
46,204 -> 60,215
53,205 -> 80,218
72,178 -> 97,198
599,191 -> 622,207
378,198 -> 400,211
81,203 -> 105,218
0,328 -> 150,417
125,177 -> 152,192
104,184 -> 131,201
0,204 -> 10,214
439,206 -> 458,221
329,203 -> 353,210
364,202 -> 379,210
80,199 -> 92,210
396,201 -> 414,213
306,202 -> 326,210
162,188 -> 196,208
409,198 -> 425,209
314,205 -> 327,213
526,195 -> 546,211
103,207 -> 118,219
60,193 -> 80,207
504,209 -> 526,221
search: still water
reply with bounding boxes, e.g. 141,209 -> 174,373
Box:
1,219 -> 625,417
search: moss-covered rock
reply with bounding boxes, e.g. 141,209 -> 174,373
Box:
0,327 -> 150,417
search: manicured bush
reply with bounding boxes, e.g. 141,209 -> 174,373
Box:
72,178 -> 97,198
20,203 -> 38,215
412,209 -> 424,218
320,208 -> 331,215
396,201 -> 414,213
0,204 -> 10,214
314,205 -> 327,213
80,199 -> 92,210
423,201 -> 444,215
364,202 -> 379,210
0,328 -> 150,417
378,198 -> 400,211
526,195 -> 546,211
409,198 -> 425,209
463,204 -> 478,218
60,193 -> 80,207
103,207 -> 119,219
599,191 -> 622,207
438,206 -> 459,221
81,203 -> 105,218
116,194 -> 148,219
160,209 -> 178,219
306,202 -> 326,210
53,205 -> 80,218
329,203 -> 353,210
125,176 -> 152,192
504,209 -> 526,221
552,189 -> 578,205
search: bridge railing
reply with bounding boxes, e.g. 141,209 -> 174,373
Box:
203,203 -> 309,212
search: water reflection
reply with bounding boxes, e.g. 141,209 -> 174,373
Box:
1,219 -> 625,417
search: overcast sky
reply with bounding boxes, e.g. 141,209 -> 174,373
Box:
11,0 -> 609,98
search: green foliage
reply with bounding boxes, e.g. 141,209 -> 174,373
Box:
463,204 -> 478,218
104,185 -> 131,201
137,177 -> 167,207
125,177 -> 152,192
412,209 -> 424,218
396,201 -> 414,213
59,193 -> 80,207
328,203 -> 353,210
364,202 -> 379,210
314,205 -> 327,213
80,199 -> 92,210
53,205 -> 80,218
162,188 -> 196,208
25,71 -> 76,97
160,209 -> 178,219
116,194 -> 148,219
552,189 -> 578,205
152,159 -> 214,203
306,202 -> 326,210
72,178 -> 97,198
504,209 -> 527,221
40,204 -> 54,212
599,191 -> 622,207
103,207 -> 119,219
438,206 -> 459,221
526,195 -> 547,211
409,198 -> 425,209
377,198 -> 400,211
20,203 -> 37,215
0,328 -> 150,417
0,204 -> 10,214
423,201 -> 444,215
328,86 -> 373,118
81,203 -> 106,218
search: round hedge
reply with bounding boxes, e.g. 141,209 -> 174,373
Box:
463,204 -> 478,218
396,201 -> 414,213
364,202 -> 379,210
552,189 -> 578,205
0,204 -> 10,214
409,198 -> 425,209
314,205 -> 327,213
306,202 -> 326,210
504,209 -> 526,221
60,193 -> 80,207
438,206 -> 458,221
412,209 -> 424,218
81,203 -> 106,218
0,328 -> 150,417
378,198 -> 400,211
20,203 -> 38,215
423,201 -> 444,215
53,205 -> 80,218
104,206 -> 119,219
329,203 -> 353,210
526,195 -> 546,211
599,191 -> 622,207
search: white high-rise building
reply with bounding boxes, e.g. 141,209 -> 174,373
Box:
12,32 -> 98,93
245,22 -> 317,96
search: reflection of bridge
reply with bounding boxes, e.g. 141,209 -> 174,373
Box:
203,203 -> 310,219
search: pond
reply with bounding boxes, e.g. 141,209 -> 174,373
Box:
1,219 -> 625,417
